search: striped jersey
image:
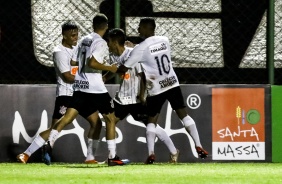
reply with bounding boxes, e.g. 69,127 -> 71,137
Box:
123,36 -> 179,96
53,44 -> 74,97
72,32 -> 109,93
110,47 -> 143,105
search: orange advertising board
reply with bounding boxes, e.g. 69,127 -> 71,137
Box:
212,88 -> 265,160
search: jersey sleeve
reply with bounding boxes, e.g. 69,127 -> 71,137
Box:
91,40 -> 109,64
71,45 -> 79,62
124,44 -> 145,68
53,51 -> 70,73
135,63 -> 143,74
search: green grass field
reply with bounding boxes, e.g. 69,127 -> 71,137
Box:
0,162 -> 282,184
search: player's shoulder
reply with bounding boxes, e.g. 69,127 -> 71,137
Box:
53,44 -> 63,52
152,35 -> 168,41
144,36 -> 168,45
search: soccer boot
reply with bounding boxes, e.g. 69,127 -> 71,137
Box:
42,141 -> 52,165
144,154 -> 155,164
169,149 -> 180,163
196,146 -> 208,159
16,153 -> 29,164
108,155 -> 125,166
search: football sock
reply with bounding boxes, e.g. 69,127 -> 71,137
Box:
24,135 -> 45,156
86,139 -> 100,161
86,138 -> 94,161
107,139 -> 116,159
156,125 -> 177,155
146,123 -> 156,155
48,129 -> 59,148
182,115 -> 202,147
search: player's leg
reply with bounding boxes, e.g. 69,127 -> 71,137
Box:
48,108 -> 78,147
98,93 -> 124,166
16,96 -> 69,163
133,104 -> 179,163
169,87 -> 208,159
85,112 -> 102,164
155,125 -> 179,163
144,94 -> 166,164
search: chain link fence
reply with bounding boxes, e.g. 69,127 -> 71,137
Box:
0,0 -> 281,84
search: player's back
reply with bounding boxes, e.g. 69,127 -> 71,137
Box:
138,36 -> 179,96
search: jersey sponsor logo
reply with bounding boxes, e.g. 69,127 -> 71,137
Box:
149,43 -> 167,54
159,76 -> 177,88
71,66 -> 78,75
73,80 -> 89,89
121,73 -> 130,80
59,105 -> 67,115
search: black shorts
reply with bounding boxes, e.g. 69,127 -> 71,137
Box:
52,96 -> 72,119
114,101 -> 148,123
146,86 -> 186,117
69,91 -> 114,118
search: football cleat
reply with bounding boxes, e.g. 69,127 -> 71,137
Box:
169,149 -> 180,163
108,155 -> 125,166
85,159 -> 98,164
42,141 -> 52,165
144,154 -> 155,164
16,153 -> 29,164
196,146 -> 208,159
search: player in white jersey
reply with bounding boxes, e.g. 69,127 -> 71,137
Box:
46,14 -> 125,166
117,18 -> 208,163
16,21 -> 102,165
107,28 -> 179,163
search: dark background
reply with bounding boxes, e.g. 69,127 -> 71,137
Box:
0,0 -> 278,84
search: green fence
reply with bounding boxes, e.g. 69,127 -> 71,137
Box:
0,0 -> 281,84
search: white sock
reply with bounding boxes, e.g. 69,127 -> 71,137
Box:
107,139 -> 116,159
156,125 -> 177,155
86,139 -> 94,161
86,139 -> 100,161
48,129 -> 59,148
146,123 -> 156,155
24,135 -> 45,156
182,115 -> 202,147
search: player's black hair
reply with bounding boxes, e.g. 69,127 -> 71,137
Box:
92,13 -> 108,30
140,17 -> 156,30
108,28 -> 126,46
61,20 -> 78,34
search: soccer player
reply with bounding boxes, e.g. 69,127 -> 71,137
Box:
16,21 -> 102,165
106,28 -> 179,163
117,17 -> 208,164
45,13 -> 125,166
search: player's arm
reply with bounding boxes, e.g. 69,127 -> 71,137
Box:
138,71 -> 146,105
88,57 -> 117,73
116,64 -> 129,74
54,51 -> 75,83
88,40 -> 117,73
117,44 -> 144,73
61,71 -> 75,83
70,60 -> 78,66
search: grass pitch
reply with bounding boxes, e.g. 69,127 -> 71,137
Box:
0,162 -> 282,184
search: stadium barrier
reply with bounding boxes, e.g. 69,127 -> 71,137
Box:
0,84 -> 273,163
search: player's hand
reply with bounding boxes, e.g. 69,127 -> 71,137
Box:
110,64 -> 118,73
124,40 -> 135,48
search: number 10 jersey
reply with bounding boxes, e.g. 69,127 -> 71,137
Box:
124,36 -> 179,96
